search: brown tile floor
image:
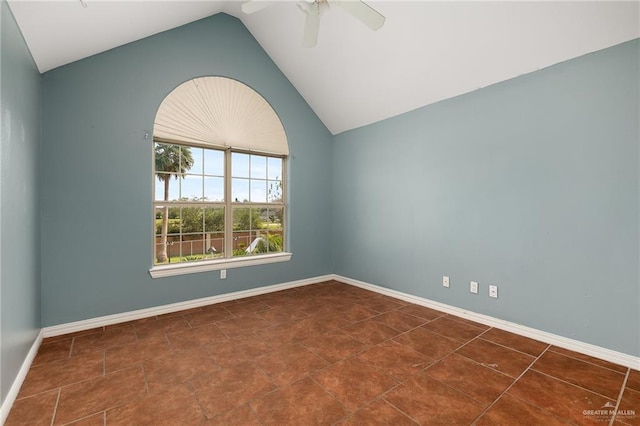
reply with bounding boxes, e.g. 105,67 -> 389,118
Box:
6,280 -> 639,425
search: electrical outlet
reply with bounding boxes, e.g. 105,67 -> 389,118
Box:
470,281 -> 478,294
220,269 -> 227,279
489,285 -> 498,298
442,276 -> 450,288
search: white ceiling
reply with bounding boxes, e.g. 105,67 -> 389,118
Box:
7,1 -> 640,134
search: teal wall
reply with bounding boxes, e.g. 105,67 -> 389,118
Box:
333,39 -> 640,356
40,14 -> 334,326
0,1 -> 42,403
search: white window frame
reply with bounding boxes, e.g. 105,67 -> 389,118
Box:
149,142 -> 291,279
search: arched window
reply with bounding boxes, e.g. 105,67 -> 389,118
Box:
150,77 -> 290,278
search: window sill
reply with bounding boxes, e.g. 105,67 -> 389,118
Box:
149,252 -> 292,278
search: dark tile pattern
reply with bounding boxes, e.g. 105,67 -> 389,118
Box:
6,280 -> 635,425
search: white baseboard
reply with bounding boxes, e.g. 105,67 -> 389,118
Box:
0,329 -> 43,425
43,275 -> 334,338
332,274 -> 640,371
39,272 -> 639,370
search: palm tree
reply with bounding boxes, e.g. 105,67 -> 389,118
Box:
155,144 -> 194,263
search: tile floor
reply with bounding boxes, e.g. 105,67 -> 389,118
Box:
6,280 -> 639,425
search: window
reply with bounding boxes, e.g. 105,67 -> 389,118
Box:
153,143 -> 287,275
149,76 -> 290,278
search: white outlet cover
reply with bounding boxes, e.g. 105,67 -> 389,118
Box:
489,285 -> 498,298
470,281 -> 478,294
443,276 -> 450,287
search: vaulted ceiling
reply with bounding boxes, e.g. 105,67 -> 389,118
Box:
7,1 -> 640,134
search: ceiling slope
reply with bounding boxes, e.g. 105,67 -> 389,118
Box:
8,1 -> 640,134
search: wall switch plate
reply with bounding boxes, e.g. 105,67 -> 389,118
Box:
470,281 -> 478,294
220,269 -> 226,279
443,276 -> 450,288
489,285 -> 498,298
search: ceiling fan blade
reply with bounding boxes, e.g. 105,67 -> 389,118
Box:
332,0 -> 385,30
302,3 -> 321,48
241,0 -> 275,14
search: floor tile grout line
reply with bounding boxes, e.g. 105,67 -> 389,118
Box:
186,380 -> 210,423
470,343 -> 552,425
248,401 -> 267,426
60,411 -> 105,426
49,388 -> 61,426
67,337 -> 75,359
140,363 -> 151,396
608,368 -> 630,426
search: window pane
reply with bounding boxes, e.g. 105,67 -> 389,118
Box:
154,206 -> 180,234
204,149 -> 224,176
233,207 -> 253,231
204,177 -> 224,202
181,175 -> 203,200
154,206 -> 183,265
205,231 -> 225,258
180,234 -> 204,261
232,153 -> 250,178
267,157 -> 282,180
251,155 -> 267,179
155,178 -> 165,201
232,207 -> 267,257
259,232 -> 283,254
181,206 -> 204,233
189,147 -> 203,175
250,180 -> 267,203
155,207 -> 164,236
155,143 -> 196,182
161,236 -> 181,263
265,206 -> 284,229
267,180 -> 283,203
167,207 -> 181,234
232,178 -> 249,202
155,174 -> 180,201
204,207 -> 224,232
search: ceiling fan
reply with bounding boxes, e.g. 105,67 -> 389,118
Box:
241,0 -> 386,48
